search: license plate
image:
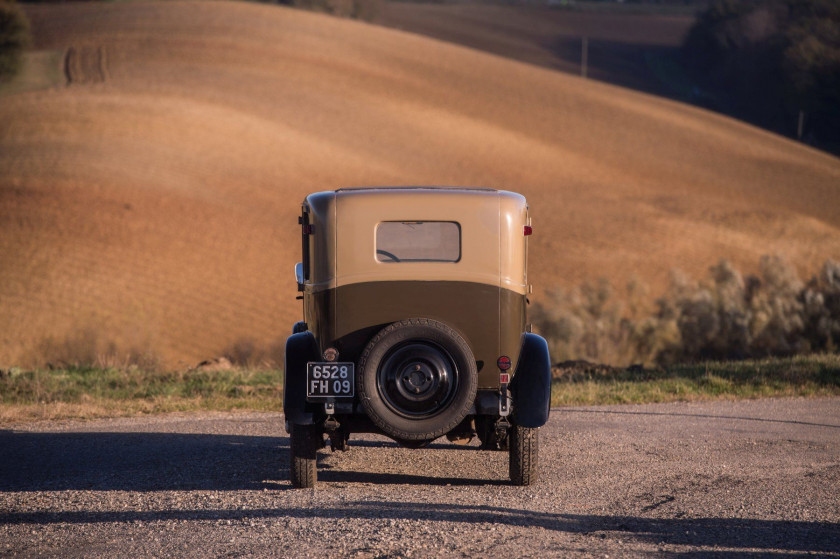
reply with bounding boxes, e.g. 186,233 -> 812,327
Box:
306,362 -> 355,399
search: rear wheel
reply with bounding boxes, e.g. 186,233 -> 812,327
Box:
289,423 -> 320,488
509,424 -> 538,486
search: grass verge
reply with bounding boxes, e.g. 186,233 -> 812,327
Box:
0,50 -> 64,97
0,367 -> 283,424
1,355 -> 837,423
551,354 -> 840,406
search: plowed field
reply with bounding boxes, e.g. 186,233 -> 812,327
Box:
1,1 -> 838,367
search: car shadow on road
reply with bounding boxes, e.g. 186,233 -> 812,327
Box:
0,431 -> 500,492
0,430 -> 292,492
344,439 -> 483,451
317,468 -> 508,486
1,499 -> 837,555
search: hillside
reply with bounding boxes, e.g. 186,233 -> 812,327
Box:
378,2 -> 696,97
1,1 -> 838,368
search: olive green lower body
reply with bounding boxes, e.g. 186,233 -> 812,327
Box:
304,281 -> 526,389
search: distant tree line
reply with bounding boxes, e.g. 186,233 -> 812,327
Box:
260,0 -> 381,21
683,0 -> 840,153
533,256 -> 840,366
0,0 -> 30,82
582,0 -> 709,4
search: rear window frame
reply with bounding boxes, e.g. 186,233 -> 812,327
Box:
375,220 -> 462,264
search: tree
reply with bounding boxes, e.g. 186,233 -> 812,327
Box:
683,0 -> 840,153
782,0 -> 840,148
0,0 -> 30,83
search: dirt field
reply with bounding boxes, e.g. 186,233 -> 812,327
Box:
1,1 -> 839,368
1,399 -> 838,556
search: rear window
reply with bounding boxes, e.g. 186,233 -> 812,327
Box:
376,221 -> 461,263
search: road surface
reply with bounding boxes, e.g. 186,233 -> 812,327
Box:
1,398 -> 839,557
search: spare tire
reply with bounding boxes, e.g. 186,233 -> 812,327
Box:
358,318 -> 477,441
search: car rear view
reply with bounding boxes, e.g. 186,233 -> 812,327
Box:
284,187 -> 551,488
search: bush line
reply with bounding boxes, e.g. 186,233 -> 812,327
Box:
533,255 -> 840,366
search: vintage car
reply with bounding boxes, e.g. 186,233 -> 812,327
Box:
284,187 -> 551,487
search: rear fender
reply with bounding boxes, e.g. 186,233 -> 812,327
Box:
283,331 -> 321,425
509,333 -> 551,428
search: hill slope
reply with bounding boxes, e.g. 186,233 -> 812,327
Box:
377,2 -> 695,96
1,1 -> 838,367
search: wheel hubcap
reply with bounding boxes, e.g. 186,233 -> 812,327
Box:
377,342 -> 458,419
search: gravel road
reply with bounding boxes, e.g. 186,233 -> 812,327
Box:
2,398 -> 839,557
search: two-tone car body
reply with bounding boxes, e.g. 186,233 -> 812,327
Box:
284,187 -> 551,487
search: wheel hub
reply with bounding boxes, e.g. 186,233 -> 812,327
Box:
400,363 -> 434,394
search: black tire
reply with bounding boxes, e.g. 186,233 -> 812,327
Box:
358,318 -> 477,441
509,424 -> 538,486
289,423 -> 320,488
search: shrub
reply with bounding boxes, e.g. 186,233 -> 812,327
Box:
34,328 -> 161,372
533,256 -> 840,366
0,1 -> 30,83
223,337 -> 285,368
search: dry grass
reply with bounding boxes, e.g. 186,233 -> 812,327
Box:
0,50 -> 63,96
0,1 -> 839,368
1,354 -> 835,424
0,366 -> 282,424
550,353 -> 840,405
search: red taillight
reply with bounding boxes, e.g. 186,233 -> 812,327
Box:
524,225 -> 532,236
